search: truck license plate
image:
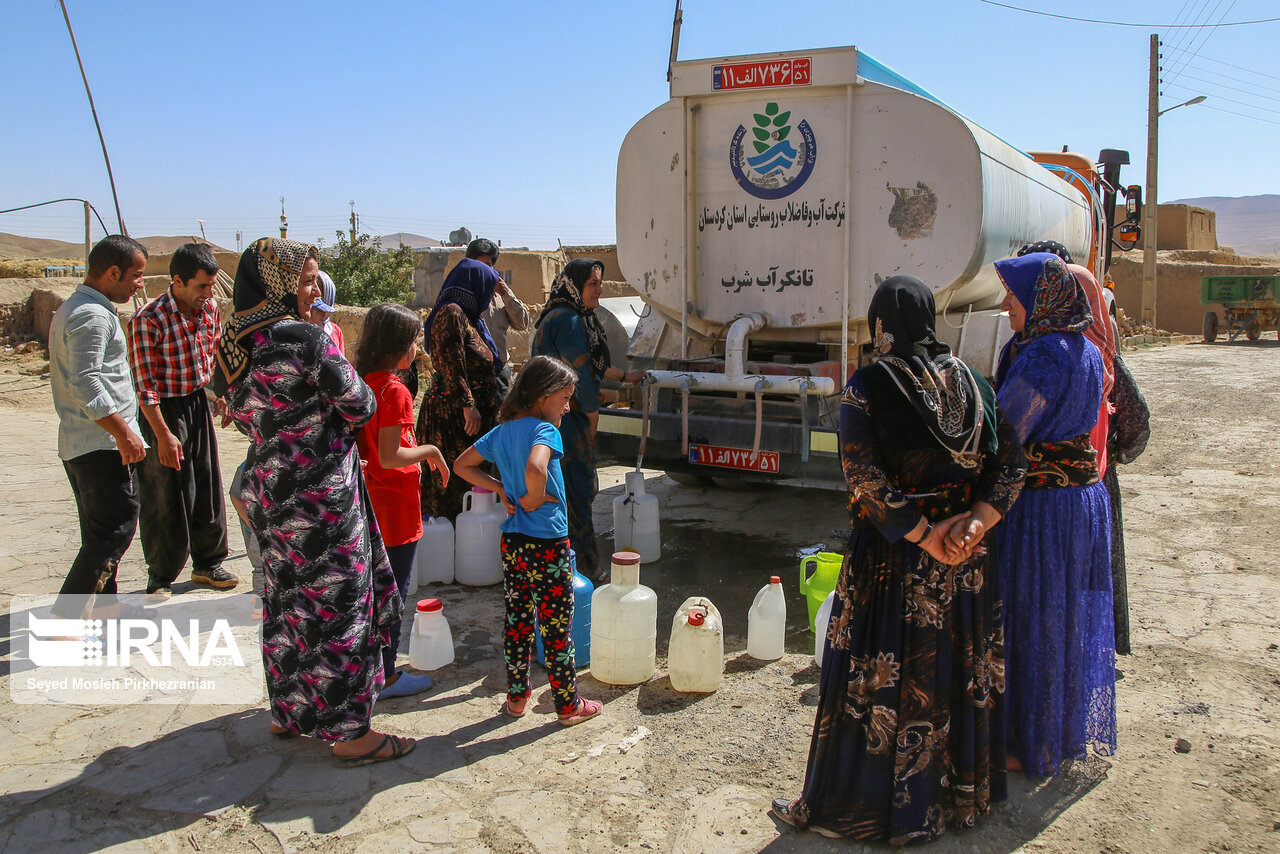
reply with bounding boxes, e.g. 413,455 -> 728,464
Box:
688,444 -> 780,474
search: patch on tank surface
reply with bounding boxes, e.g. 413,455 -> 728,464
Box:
886,182 -> 938,239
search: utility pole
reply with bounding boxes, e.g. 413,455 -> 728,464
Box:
279,197 -> 288,239
1141,33 -> 1159,328
236,230 -> 243,253
83,201 -> 91,265
349,200 -> 357,246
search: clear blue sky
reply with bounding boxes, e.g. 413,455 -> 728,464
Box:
4,0 -> 1277,252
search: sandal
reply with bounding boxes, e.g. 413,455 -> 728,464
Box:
336,733 -> 416,766
501,697 -> 528,718
557,697 -> 603,726
770,798 -> 840,838
268,724 -> 297,740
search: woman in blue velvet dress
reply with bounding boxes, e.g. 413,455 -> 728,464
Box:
993,253 -> 1116,777
772,276 -> 1026,845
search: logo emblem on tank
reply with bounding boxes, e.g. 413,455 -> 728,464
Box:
730,101 -> 816,200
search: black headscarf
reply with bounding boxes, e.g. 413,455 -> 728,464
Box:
1017,240 -> 1074,264
424,258 -> 502,367
536,258 -> 610,381
867,276 -> 985,457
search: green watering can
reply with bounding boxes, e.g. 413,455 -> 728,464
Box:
799,552 -> 842,633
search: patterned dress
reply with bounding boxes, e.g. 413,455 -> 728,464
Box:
228,320 -> 400,742
416,303 -> 501,520
995,333 -> 1116,775
795,365 -> 1025,845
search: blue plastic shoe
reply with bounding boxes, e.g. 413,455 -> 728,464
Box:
379,671 -> 433,699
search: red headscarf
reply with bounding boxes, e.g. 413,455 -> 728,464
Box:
1069,263 -> 1116,476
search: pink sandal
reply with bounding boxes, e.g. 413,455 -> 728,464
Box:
557,697 -> 603,726
501,696 -> 528,718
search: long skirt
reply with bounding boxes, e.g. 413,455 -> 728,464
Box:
794,527 -> 1007,845
251,449 -> 400,742
557,408 -> 601,579
997,481 -> 1116,777
1102,464 -> 1131,654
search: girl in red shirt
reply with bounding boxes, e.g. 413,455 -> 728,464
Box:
354,303 -> 450,698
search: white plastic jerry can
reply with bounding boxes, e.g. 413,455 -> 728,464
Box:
589,552 -> 657,685
746,575 -> 787,661
417,515 -> 455,586
613,470 -> 661,562
814,589 -> 837,669
408,598 -> 454,671
455,488 -> 504,586
668,596 -> 724,692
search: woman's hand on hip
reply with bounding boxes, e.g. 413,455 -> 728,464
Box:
463,405 -> 481,435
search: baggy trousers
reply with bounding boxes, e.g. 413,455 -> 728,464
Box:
53,449 -> 139,618
137,390 -> 228,587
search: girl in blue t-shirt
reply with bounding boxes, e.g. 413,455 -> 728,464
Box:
453,355 -> 603,726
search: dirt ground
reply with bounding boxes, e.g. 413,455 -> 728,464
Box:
0,337 -> 1277,854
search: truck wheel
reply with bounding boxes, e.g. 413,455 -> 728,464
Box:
1246,317 -> 1262,341
1203,311 -> 1219,343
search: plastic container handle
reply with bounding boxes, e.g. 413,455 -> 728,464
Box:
463,491 -> 472,513
800,557 -> 816,594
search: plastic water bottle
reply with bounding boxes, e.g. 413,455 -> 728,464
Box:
589,552 -> 657,685
417,515 -> 455,586
613,470 -> 661,562
408,598 -> 454,670
455,488 -> 504,586
814,589 -> 837,669
535,550 -> 593,667
668,596 -> 723,692
747,575 -> 786,661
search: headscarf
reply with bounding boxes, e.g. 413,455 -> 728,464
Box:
1017,240 -> 1074,265
536,258 -> 610,381
867,275 -> 986,457
313,270 -> 337,314
424,258 -> 501,367
1069,263 -> 1115,397
996,253 -> 1092,343
212,237 -> 319,395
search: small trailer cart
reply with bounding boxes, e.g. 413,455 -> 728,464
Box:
1202,275 -> 1280,342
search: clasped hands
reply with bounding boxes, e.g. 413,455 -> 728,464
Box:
913,507 -> 996,566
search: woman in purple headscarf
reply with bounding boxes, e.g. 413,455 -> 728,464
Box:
415,256 -> 503,520
993,252 -> 1115,778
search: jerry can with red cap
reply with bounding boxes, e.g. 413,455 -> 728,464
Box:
668,596 -> 724,692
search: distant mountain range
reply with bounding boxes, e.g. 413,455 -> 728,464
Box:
1171,195 -> 1280,256
0,232 -> 230,259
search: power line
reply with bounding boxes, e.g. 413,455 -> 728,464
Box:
1200,102 -> 1280,126
1172,71 -> 1280,105
975,0 -> 1280,27
0,198 -> 109,233
1163,0 -> 1237,87
1175,61 -> 1280,99
1166,49 -> 1280,84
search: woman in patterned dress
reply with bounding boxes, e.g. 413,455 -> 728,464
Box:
415,257 -> 503,521
772,276 -> 1026,844
993,252 -> 1116,776
212,238 -> 412,764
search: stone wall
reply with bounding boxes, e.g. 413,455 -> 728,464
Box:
410,248 -> 562,309
143,251 -> 241,279
563,244 -> 623,283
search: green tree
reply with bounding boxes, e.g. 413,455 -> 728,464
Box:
317,231 -> 417,307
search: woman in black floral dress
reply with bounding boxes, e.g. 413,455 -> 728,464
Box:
772,276 -> 1026,845
416,257 -> 503,520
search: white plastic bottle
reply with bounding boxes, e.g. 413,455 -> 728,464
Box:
747,575 -> 787,661
408,598 -> 455,671
589,552 -> 657,685
814,589 -> 837,669
455,488 -> 504,586
668,596 -> 723,692
417,515 -> 455,586
613,470 -> 661,562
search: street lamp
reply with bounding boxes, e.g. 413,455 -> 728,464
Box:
1142,37 -> 1208,329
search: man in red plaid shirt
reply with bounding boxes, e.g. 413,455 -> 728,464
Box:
128,243 -> 236,599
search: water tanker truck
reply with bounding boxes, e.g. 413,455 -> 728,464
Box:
597,44 -> 1140,490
